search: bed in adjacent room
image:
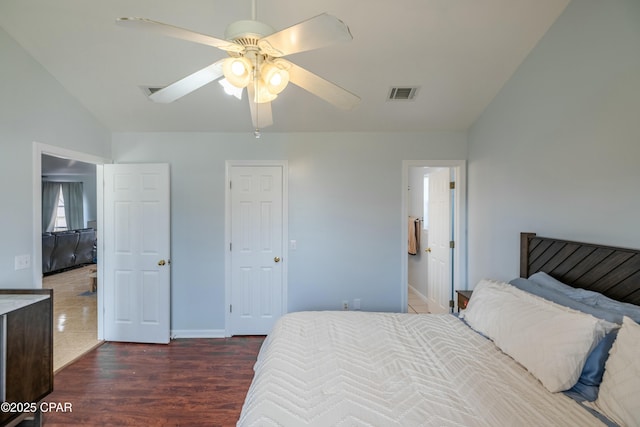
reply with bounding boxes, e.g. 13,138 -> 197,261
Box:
238,233 -> 640,427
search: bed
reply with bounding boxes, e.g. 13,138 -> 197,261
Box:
238,233 -> 640,426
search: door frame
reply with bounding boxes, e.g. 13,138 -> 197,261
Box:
400,160 -> 466,313
32,142 -> 110,339
224,160 -> 289,336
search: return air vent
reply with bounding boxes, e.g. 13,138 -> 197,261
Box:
388,86 -> 419,101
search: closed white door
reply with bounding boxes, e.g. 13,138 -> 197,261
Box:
229,165 -> 285,335
103,164 -> 171,343
426,168 -> 452,314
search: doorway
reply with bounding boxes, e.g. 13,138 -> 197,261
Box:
33,142 -> 108,369
401,160 -> 466,313
407,167 -> 429,313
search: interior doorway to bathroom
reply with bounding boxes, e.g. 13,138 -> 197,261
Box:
402,160 -> 466,314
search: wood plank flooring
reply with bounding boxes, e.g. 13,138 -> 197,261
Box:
42,337 -> 265,427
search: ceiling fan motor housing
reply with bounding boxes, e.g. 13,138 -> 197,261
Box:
225,20 -> 275,46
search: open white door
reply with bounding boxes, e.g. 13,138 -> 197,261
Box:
426,168 -> 452,314
103,164 -> 170,343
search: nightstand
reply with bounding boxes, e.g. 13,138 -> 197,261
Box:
456,290 -> 473,312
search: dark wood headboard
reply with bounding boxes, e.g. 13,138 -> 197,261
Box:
520,232 -> 640,306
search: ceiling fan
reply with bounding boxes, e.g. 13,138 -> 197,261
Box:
117,1 -> 360,135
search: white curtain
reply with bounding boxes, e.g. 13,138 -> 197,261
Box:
61,182 -> 84,230
42,182 -> 60,232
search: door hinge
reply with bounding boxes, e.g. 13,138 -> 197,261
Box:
450,240 -> 455,249
229,181 -> 232,190
230,304 -> 232,313
449,300 -> 455,308
450,181 -> 455,189
229,242 -> 232,251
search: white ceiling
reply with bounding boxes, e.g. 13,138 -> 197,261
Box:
0,0 -> 569,133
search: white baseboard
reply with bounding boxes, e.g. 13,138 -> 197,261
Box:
170,329 -> 226,339
408,284 -> 429,303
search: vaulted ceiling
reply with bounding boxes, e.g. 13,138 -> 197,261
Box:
0,0 -> 569,133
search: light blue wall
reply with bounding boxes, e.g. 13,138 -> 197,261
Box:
112,132 -> 467,331
0,28 -> 110,287
467,0 -> 640,286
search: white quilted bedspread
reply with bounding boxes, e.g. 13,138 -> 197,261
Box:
238,311 -> 605,427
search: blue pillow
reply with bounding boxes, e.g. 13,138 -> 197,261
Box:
509,278 -> 621,401
509,278 -> 623,323
568,331 -> 619,401
527,272 -> 600,303
592,294 -> 640,323
526,272 -> 640,322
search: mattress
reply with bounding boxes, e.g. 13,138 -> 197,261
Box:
238,311 -> 606,426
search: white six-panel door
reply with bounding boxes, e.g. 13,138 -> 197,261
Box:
229,164 -> 285,335
103,164 -> 171,343
426,168 -> 452,314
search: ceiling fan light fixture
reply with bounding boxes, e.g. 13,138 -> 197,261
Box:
218,78 -> 243,100
222,57 -> 252,88
254,81 -> 278,103
261,61 -> 289,95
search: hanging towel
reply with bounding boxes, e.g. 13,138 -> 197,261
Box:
408,216 -> 420,255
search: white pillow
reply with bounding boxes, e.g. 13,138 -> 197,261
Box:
462,279 -> 617,393
592,316 -> 640,426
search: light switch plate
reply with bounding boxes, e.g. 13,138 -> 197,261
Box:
14,254 -> 31,270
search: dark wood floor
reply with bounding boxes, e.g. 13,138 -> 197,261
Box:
42,337 -> 265,427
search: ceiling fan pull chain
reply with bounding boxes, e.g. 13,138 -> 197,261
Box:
254,66 -> 261,138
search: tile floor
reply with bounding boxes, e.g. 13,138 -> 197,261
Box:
408,287 -> 430,314
42,264 -> 102,373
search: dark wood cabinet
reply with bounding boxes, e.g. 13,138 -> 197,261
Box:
0,289 -> 53,427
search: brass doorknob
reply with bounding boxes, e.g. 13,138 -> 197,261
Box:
425,248 -> 431,253
274,256 -> 281,263
158,260 -> 166,266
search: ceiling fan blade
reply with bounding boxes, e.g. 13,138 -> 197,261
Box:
287,61 -> 360,110
149,60 -> 225,103
258,13 -> 352,57
117,17 -> 244,53
247,84 -> 274,129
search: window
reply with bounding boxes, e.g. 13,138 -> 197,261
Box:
53,189 -> 67,231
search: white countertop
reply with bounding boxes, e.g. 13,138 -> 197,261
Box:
0,294 -> 49,316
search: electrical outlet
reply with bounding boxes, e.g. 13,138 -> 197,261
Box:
342,300 -> 349,311
14,254 -> 31,270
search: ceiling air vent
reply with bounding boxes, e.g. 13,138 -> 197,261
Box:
388,86 -> 419,101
